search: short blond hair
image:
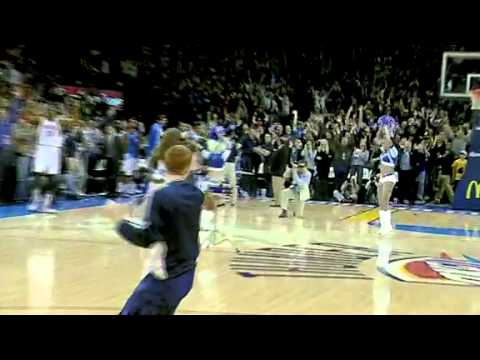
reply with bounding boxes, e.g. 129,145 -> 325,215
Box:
164,145 -> 193,176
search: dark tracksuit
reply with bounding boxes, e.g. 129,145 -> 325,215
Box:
120,181 -> 204,315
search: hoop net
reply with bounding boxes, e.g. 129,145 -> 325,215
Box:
470,88 -> 480,110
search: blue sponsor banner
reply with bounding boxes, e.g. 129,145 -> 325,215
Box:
454,112 -> 480,211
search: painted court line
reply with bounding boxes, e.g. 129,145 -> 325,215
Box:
369,220 -> 480,238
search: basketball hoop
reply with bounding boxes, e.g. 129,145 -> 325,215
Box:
470,88 -> 480,110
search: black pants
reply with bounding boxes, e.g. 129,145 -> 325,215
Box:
105,156 -> 119,195
398,170 -> 415,202
242,153 -> 262,174
0,147 -> 17,203
87,153 -> 102,176
334,167 -> 348,191
264,173 -> 273,197
120,270 -> 195,316
240,173 -> 257,197
314,178 -> 330,201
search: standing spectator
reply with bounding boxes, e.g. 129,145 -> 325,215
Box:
332,137 -> 352,192
0,94 -> 23,202
428,137 -> 446,200
411,141 -> 429,204
397,140 -> 415,204
63,121 -> 84,198
290,139 -> 304,164
301,139 -> 316,178
240,128 -> 261,175
260,132 -> 274,198
451,150 -> 468,190
147,115 -> 167,158
350,139 -> 370,185
12,116 -> 35,200
269,137 -> 290,207
104,125 -> 124,198
122,122 -> 140,194
451,128 -> 468,156
314,139 -> 334,201
82,120 -> 104,179
222,130 -> 239,206
434,142 -> 455,204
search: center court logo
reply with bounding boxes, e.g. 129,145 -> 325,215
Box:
466,180 -> 480,200
382,255 -> 480,286
231,242 -> 410,280
232,242 -> 480,287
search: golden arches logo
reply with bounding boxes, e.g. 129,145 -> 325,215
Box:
466,181 -> 480,200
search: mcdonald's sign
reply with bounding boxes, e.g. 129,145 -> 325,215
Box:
466,181 -> 480,200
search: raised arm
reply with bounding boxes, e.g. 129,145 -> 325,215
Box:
358,105 -> 364,125
345,105 -> 354,123
292,168 -> 311,187
292,110 -> 298,130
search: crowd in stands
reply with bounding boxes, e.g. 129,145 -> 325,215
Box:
0,44 -> 475,208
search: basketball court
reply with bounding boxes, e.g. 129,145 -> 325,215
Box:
1,50 -> 480,315
1,199 -> 480,315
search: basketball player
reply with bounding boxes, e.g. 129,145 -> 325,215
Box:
376,127 -> 398,268
28,108 -> 63,213
120,145 -> 204,315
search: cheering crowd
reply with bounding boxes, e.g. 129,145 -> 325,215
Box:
0,44 -> 474,211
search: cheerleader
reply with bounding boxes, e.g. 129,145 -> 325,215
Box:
376,127 -> 399,268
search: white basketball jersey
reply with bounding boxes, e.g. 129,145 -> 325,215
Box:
37,119 -> 62,147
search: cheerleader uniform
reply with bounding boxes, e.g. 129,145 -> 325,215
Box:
379,146 -> 398,185
377,145 -> 398,264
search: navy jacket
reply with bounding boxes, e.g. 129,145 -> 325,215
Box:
148,181 -> 204,278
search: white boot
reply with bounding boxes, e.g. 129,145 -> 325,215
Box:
260,189 -> 267,200
378,210 -> 393,235
376,241 -> 392,269
378,210 -> 386,234
41,193 -> 58,214
27,189 -> 43,212
384,210 -> 393,233
383,210 -> 393,234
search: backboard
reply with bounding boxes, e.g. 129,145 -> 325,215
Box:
440,52 -> 480,99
